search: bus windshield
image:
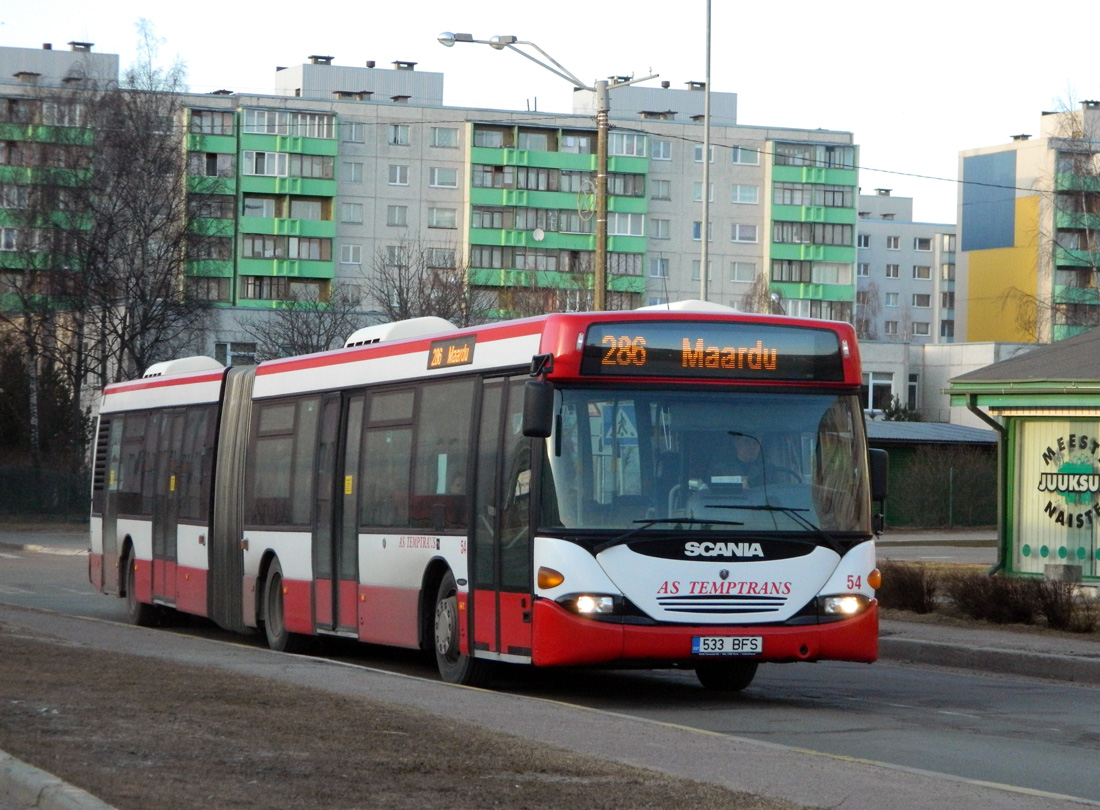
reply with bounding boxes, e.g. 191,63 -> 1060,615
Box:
540,388 -> 870,534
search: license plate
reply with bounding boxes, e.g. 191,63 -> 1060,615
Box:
692,635 -> 762,656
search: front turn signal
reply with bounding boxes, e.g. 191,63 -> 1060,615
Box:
537,566 -> 565,589
867,568 -> 882,590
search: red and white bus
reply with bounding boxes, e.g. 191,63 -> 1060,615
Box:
90,305 -> 886,690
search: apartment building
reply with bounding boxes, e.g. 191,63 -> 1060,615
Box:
958,101 -> 1100,344
855,189 -> 956,346
1,43 -> 860,363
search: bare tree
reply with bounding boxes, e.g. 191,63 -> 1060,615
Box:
739,272 -> 783,315
238,283 -> 368,361
855,280 -> 881,340
365,234 -> 490,326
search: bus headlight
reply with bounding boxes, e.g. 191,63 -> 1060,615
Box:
821,594 -> 871,616
557,594 -> 617,615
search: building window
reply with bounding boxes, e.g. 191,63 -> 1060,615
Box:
388,165 -> 409,186
731,224 -> 758,243
914,237 -> 932,251
427,207 -> 457,229
811,263 -> 851,285
343,122 -> 363,142
913,265 -> 931,280
240,276 -> 290,301
607,173 -> 646,197
940,320 -> 955,338
886,235 -> 900,250
214,342 -> 258,366
430,127 -> 459,148
942,263 -> 956,280
341,244 -> 362,264
858,233 -> 870,248
732,184 -> 758,204
913,322 -> 930,337
857,262 -> 869,277
693,144 -> 714,163
652,140 -> 672,160
608,212 -> 644,236
913,293 -> 931,308
560,134 -> 593,154
426,248 -> 456,268
242,151 -> 287,177
650,179 -> 671,200
343,161 -> 363,183
941,291 -> 955,309
862,371 -> 893,411
190,110 -> 234,135
692,182 -> 713,203
885,264 -> 899,278
731,146 -> 759,165
649,257 -> 670,278
342,203 -> 364,224
429,167 -> 458,188
243,196 -> 277,218
0,227 -> 18,251
730,261 -> 755,282
691,260 -> 712,281
473,128 -> 506,148
772,260 -> 812,283
883,321 -> 898,336
388,124 -> 410,145
289,199 -> 323,221
941,234 -> 957,252
692,221 -> 712,241
885,292 -> 899,307
651,218 -> 670,239
609,132 -> 646,157
386,205 -> 407,227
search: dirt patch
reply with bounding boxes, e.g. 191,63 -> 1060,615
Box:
0,626 -> 801,810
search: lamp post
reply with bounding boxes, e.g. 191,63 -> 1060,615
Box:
439,32 -> 656,311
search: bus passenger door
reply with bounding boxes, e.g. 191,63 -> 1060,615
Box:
314,393 -> 362,636
152,411 -> 184,604
471,377 -> 534,660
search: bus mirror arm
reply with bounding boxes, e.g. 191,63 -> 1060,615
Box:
522,379 -> 555,438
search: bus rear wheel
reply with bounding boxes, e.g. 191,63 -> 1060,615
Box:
263,559 -> 310,654
695,660 -> 758,692
434,571 -> 492,687
124,553 -> 160,627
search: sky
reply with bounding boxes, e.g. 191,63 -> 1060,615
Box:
4,0 -> 1100,225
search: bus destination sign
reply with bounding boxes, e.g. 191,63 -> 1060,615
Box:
427,335 -> 476,370
580,321 -> 844,381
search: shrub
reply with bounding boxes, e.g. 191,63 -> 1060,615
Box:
877,560 -> 938,613
1034,581 -> 1099,633
942,571 -> 1037,624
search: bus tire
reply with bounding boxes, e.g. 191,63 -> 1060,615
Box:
124,553 -> 160,627
695,660 -> 758,692
434,571 -> 492,687
262,559 -> 310,654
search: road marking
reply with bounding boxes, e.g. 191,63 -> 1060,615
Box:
0,552 -> 24,559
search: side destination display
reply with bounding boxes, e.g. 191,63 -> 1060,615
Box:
580,321 -> 845,381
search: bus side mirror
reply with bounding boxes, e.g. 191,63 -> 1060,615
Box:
522,379 -> 554,438
869,448 -> 889,503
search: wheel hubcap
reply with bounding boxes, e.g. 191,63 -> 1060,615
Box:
435,597 -> 456,658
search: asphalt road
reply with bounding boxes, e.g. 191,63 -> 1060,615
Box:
3,526 -> 1099,809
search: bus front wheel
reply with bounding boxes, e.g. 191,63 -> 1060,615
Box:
262,559 -> 309,654
434,572 -> 492,687
695,660 -> 758,692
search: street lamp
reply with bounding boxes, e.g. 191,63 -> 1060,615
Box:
439,32 -> 657,311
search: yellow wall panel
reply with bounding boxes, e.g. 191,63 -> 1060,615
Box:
966,196 -> 1041,343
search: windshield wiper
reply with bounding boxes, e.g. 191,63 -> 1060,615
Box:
593,517 -> 744,555
707,504 -> 845,555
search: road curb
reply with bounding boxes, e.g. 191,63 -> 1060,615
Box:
879,637 -> 1100,685
0,751 -> 116,810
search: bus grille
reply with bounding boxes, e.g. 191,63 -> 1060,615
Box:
656,593 -> 787,615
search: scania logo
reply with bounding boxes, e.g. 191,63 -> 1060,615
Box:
683,541 -> 765,559
719,569 -> 730,580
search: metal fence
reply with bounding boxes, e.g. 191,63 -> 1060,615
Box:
0,467 -> 90,518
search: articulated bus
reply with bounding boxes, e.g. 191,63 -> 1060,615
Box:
90,305 -> 887,691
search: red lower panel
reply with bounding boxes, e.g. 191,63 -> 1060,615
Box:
175,567 -> 208,617
133,558 -> 153,605
338,580 -> 357,633
283,579 -> 314,634
315,579 -> 334,627
153,560 -> 176,601
357,585 -> 421,648
498,592 -> 532,656
472,589 -> 497,653
88,553 -> 103,591
532,599 -> 879,667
